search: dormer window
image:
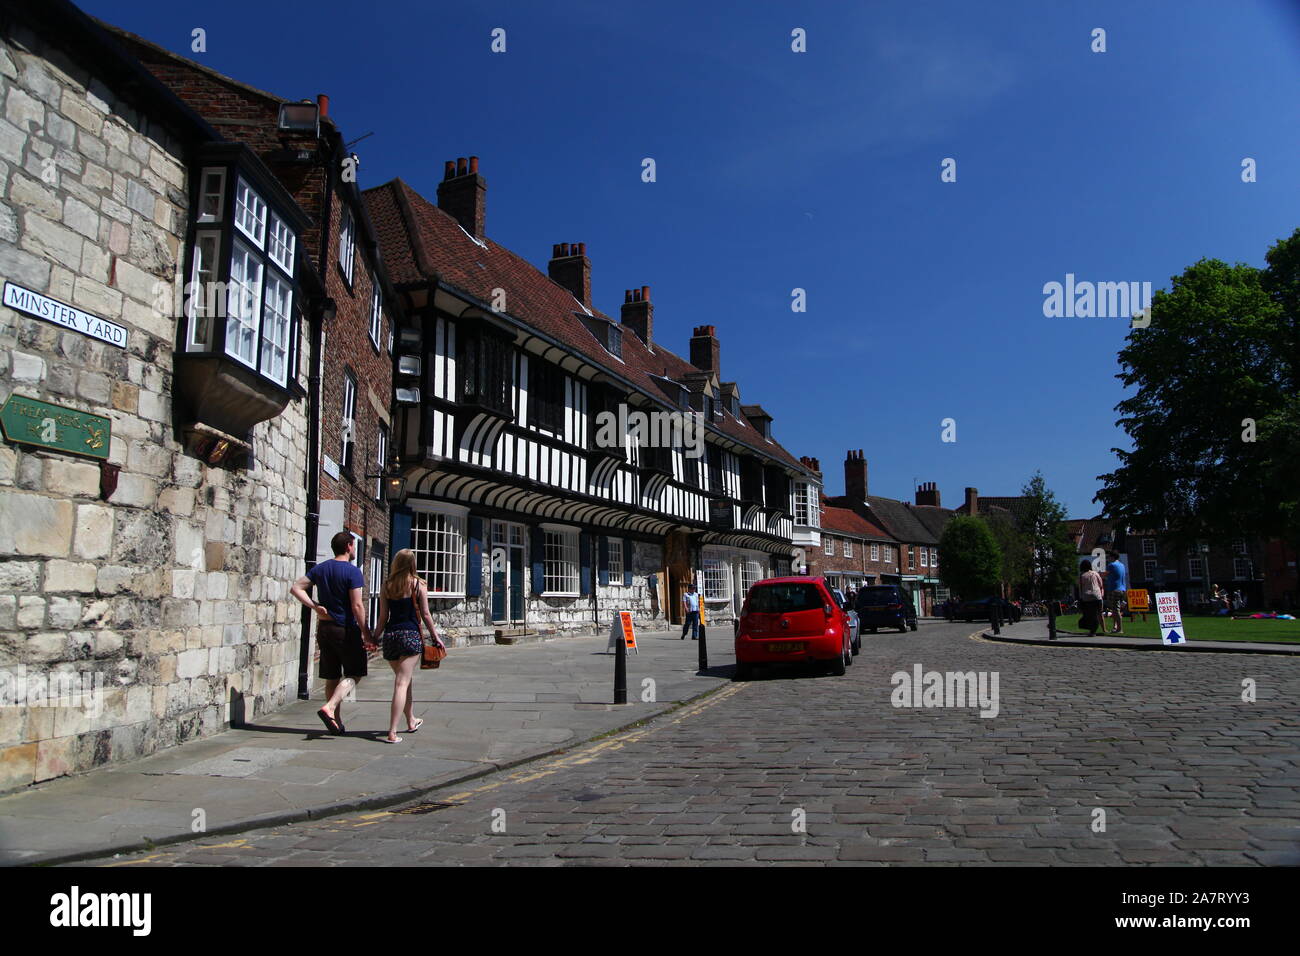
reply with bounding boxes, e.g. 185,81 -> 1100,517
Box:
606,324 -> 622,359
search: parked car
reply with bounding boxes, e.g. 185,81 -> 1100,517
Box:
735,577 -> 854,680
956,597 -> 1021,623
855,584 -> 918,633
830,587 -> 861,655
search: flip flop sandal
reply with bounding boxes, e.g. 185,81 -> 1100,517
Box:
316,709 -> 341,734
406,718 -> 423,733
383,736 -> 402,744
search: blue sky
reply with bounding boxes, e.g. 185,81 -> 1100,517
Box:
90,0 -> 1300,516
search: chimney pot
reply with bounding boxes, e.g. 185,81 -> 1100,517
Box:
547,240 -> 591,307
641,285 -> 650,301
621,283 -> 654,345
578,242 -> 586,255
469,155 -> 479,174
317,93 -> 329,117
438,154 -> 488,236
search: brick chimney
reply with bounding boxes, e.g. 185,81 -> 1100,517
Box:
845,450 -> 867,501
437,156 -> 487,238
548,242 -> 591,308
690,325 -> 719,373
621,286 -> 652,346
964,487 -> 978,515
798,455 -> 822,477
916,481 -> 940,507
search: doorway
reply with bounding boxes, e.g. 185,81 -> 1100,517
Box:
491,521 -> 526,624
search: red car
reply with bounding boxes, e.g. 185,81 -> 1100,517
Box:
734,576 -> 853,680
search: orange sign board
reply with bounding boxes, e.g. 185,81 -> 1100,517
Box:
619,610 -> 637,651
1128,589 -> 1149,611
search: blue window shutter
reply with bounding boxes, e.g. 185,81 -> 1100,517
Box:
580,533 -> 592,596
466,516 -> 483,597
531,527 -> 545,594
598,536 -> 609,586
392,509 -> 413,552
623,539 -> 633,586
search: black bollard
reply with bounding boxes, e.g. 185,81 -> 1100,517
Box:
991,603 -> 1001,635
1048,601 -> 1057,640
697,617 -> 708,672
614,623 -> 627,704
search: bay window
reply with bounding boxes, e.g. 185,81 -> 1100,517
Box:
793,481 -> 818,527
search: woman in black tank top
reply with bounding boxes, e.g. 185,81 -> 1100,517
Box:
374,549 -> 444,743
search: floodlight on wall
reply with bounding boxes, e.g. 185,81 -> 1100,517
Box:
395,386 -> 422,405
398,355 -> 422,377
278,101 -> 320,135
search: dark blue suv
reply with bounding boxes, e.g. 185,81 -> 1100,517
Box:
855,584 -> 918,633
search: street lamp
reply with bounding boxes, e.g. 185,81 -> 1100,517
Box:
366,457 -> 408,506
1199,541 -> 1211,611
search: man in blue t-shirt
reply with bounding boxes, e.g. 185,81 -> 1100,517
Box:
291,531 -> 373,734
680,581 -> 700,640
1104,551 -> 1129,635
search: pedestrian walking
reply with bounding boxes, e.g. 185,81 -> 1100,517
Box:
373,549 -> 442,744
1104,551 -> 1128,634
290,531 -> 373,735
680,581 -> 700,640
1078,559 -> 1104,637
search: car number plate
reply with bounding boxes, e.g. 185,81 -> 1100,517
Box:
767,642 -> 803,653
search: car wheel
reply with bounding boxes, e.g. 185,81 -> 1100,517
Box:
909,621 -> 918,632
733,662 -> 752,681
898,624 -> 907,633
844,639 -> 853,666
828,653 -> 846,676
851,636 -> 860,655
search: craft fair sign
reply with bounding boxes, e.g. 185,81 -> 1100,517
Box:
3,281 -> 128,348
0,394 -> 110,459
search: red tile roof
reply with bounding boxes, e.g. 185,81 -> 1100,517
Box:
364,177 -> 808,471
820,502 -> 890,540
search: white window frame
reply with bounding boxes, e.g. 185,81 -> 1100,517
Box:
197,167 -> 226,224
1233,557 -> 1249,579
260,273 -> 292,386
369,277 -> 383,350
843,539 -> 852,558
338,205 -> 356,284
739,558 -> 763,597
607,537 -> 624,584
1144,559 -> 1156,581
1141,538 -> 1156,556
374,424 -> 388,501
824,536 -> 834,556
341,373 -> 357,471
930,547 -> 938,569
186,230 -> 221,351
793,482 -> 818,527
233,177 -> 267,248
920,546 -> 927,567
870,543 -> 880,562
268,212 -> 296,275
225,240 -> 263,369
1232,539 -> 1247,556
410,501 -> 468,597
701,553 -> 731,603
1188,557 -> 1205,579
541,524 -> 580,597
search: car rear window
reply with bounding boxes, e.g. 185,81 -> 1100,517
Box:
857,587 -> 899,605
747,583 -> 824,613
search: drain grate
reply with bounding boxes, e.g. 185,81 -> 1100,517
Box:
393,801 -> 461,815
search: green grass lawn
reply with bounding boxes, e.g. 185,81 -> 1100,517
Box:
1050,613 -> 1300,644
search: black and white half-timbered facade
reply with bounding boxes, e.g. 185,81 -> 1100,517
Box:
364,164 -> 820,638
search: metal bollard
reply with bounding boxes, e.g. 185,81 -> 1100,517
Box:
990,603 -> 1001,635
614,623 -> 627,704
1048,601 -> 1057,640
697,618 -> 708,672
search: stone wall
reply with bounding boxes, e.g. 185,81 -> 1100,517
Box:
0,21 -> 308,792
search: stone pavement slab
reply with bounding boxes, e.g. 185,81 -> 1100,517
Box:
0,627 -> 732,865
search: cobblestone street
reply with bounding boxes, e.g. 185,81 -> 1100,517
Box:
87,622 -> 1300,866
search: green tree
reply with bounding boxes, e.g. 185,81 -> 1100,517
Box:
1097,232 -> 1300,560
984,510 -> 1029,597
938,516 -> 1002,599
1017,471 -> 1077,599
